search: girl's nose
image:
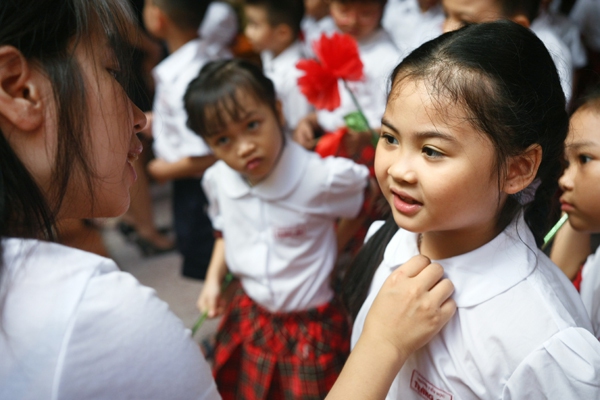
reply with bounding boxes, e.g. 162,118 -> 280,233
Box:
558,164 -> 574,191
132,102 -> 147,133
237,139 -> 256,157
388,156 -> 417,184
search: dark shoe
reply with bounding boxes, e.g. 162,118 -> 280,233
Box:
134,236 -> 176,257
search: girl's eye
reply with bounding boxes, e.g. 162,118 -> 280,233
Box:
107,68 -> 121,81
422,146 -> 443,158
380,133 -> 398,145
247,120 -> 260,130
216,136 -> 230,146
578,154 -> 593,164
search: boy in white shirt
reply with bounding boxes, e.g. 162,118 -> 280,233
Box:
244,0 -> 313,134
301,0 -> 338,56
199,1 -> 238,59
143,0 -> 216,280
294,0 -> 402,149
382,0 -> 444,54
442,0 -> 574,104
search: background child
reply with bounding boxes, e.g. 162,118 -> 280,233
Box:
382,0 -> 444,54
551,89 -> 600,338
294,0 -> 401,149
244,0 -> 313,134
302,0 -> 337,56
185,59 -> 369,398
442,0 -> 574,105
143,0 -> 217,280
346,21 -> 600,398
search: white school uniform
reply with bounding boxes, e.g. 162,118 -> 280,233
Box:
352,215 -> 600,400
301,15 -> 337,57
0,238 -> 220,400
316,28 -> 402,133
382,0 -> 444,55
202,141 -> 369,312
580,247 -> 600,339
152,38 -> 212,165
531,24 -> 574,104
261,40 -> 313,133
198,1 -> 237,59
570,0 -> 600,52
531,10 -> 587,69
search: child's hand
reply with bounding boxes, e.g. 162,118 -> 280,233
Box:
293,117 -> 317,149
197,279 -> 225,318
361,255 -> 456,362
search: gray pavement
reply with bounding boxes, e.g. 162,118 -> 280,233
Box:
100,182 -> 221,344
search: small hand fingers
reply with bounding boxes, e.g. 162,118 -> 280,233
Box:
429,278 -> 455,305
395,254 -> 432,278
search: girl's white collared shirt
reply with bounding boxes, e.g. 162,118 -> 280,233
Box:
352,216 -> 600,399
581,246 -> 600,339
203,141 -> 369,312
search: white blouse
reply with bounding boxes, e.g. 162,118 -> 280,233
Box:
352,215 -> 600,399
0,238 -> 219,400
202,141 -> 369,312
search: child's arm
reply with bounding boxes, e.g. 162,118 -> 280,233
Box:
147,155 -> 216,184
197,237 -> 229,318
326,255 -> 456,399
550,221 -> 591,280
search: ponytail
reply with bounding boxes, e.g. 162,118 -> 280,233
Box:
341,216 -> 398,320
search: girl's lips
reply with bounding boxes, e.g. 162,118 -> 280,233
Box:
560,200 -> 575,213
246,157 -> 262,171
391,190 -> 423,215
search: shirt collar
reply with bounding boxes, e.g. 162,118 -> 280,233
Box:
384,214 -> 537,307
153,38 -> 207,84
217,140 -> 310,200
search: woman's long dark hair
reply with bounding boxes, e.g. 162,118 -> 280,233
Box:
0,0 -> 138,290
342,20 -> 568,319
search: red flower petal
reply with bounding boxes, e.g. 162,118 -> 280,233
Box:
296,59 -> 341,111
313,32 -> 363,81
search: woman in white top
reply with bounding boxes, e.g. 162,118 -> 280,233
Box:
0,0 -> 455,399
344,21 -> 600,399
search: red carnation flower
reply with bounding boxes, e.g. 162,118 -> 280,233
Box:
296,33 -> 364,111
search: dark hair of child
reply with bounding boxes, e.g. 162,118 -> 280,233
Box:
497,0 -> 541,22
151,0 -> 211,30
571,86 -> 600,115
0,0 -> 137,288
245,0 -> 305,37
330,0 -> 388,7
185,58 -> 279,138
342,20 -> 568,319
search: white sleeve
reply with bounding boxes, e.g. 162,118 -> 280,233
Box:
201,166 -> 223,232
56,267 -> 221,400
320,157 -> 369,218
580,248 -> 600,339
502,328 -> 600,399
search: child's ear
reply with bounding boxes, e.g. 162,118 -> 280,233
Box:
503,144 -> 542,195
509,14 -> 530,28
275,100 -> 286,127
0,46 -> 44,132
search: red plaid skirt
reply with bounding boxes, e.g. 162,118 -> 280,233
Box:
213,289 -> 350,399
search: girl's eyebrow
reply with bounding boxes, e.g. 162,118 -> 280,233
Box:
567,140 -> 598,150
381,117 -> 456,143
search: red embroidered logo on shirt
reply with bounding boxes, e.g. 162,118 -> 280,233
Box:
410,370 -> 453,400
273,224 -> 307,239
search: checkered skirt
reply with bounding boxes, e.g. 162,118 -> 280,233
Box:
213,289 -> 350,399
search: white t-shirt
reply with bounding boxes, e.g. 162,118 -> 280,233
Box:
261,40 -> 313,133
316,28 -> 402,132
202,141 -> 369,312
570,0 -> 600,52
382,0 -> 444,55
352,216 -> 600,399
301,15 -> 338,58
531,10 -> 587,69
580,246 -> 600,339
152,39 -> 213,165
198,1 -> 237,59
531,24 -> 574,104
0,238 -> 220,400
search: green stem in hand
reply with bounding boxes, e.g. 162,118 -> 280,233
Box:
191,272 -> 234,337
542,213 -> 569,251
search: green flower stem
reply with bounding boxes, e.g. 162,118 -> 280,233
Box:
191,272 -> 234,337
342,79 -> 379,147
541,213 -> 569,251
